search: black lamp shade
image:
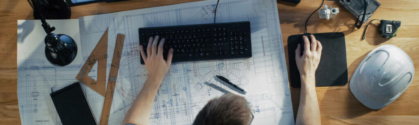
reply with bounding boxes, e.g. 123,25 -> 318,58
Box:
45,34 -> 77,66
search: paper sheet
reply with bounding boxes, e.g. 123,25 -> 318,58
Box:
17,0 -> 294,124
17,19 -> 84,125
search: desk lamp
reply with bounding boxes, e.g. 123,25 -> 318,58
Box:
29,0 -> 77,66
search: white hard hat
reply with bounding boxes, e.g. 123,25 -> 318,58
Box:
350,45 -> 415,110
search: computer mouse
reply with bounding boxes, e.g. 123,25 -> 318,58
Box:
300,33 -> 312,55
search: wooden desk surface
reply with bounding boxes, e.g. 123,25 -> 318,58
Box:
1,0 -> 418,124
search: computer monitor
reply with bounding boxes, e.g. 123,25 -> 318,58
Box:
68,0 -> 103,6
69,0 -> 126,6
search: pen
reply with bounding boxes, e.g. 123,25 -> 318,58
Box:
216,75 -> 247,94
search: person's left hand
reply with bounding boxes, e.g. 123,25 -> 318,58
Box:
139,35 -> 174,82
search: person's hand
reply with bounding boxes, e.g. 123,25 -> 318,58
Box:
295,35 -> 323,78
139,35 -> 174,83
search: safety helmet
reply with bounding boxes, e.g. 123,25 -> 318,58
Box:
350,45 -> 414,110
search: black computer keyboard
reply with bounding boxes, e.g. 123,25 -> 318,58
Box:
138,21 -> 252,64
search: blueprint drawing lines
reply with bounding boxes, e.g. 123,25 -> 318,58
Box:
17,0 -> 294,125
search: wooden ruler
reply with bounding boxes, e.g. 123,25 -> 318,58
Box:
76,29 -> 108,96
99,33 -> 125,125
76,28 -> 125,125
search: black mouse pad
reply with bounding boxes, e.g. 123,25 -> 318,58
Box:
288,32 -> 348,87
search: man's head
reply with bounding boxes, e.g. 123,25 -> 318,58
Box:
193,93 -> 253,125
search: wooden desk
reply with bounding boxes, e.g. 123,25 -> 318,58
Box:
0,0 -> 418,124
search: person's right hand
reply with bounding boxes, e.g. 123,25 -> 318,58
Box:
139,35 -> 174,83
295,35 -> 323,78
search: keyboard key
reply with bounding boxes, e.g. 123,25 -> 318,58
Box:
205,48 -> 213,52
175,54 -> 188,59
244,46 -> 249,51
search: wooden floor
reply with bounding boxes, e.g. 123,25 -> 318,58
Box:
1,0 -> 418,124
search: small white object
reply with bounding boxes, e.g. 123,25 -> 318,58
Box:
350,45 -> 415,110
386,24 -> 393,34
319,4 -> 339,20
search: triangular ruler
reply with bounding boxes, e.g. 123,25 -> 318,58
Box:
76,28 -> 108,96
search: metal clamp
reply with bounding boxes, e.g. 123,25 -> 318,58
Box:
319,5 -> 339,20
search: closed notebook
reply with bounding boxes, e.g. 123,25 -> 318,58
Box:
50,82 -> 96,125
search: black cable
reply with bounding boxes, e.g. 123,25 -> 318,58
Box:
362,19 -> 380,40
304,0 -> 324,33
355,0 -> 369,29
214,0 -> 220,23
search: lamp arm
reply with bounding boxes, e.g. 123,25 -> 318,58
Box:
31,0 -> 55,34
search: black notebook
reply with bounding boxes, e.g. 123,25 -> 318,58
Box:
287,32 -> 348,87
50,82 -> 96,125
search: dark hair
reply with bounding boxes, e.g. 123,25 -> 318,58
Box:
192,94 -> 253,125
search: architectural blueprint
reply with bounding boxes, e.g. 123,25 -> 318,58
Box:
17,0 -> 294,124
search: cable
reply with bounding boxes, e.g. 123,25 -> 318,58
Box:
355,0 -> 369,29
304,0 -> 324,33
214,0 -> 220,23
362,19 -> 380,40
